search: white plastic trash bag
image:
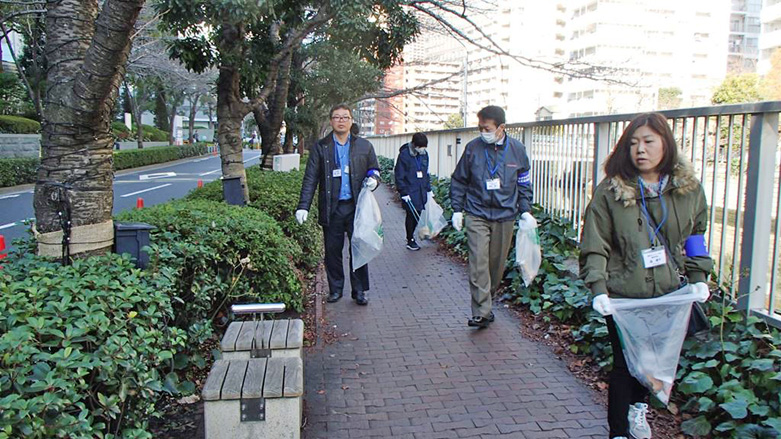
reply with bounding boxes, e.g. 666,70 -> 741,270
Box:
515,220 -> 541,287
352,188 -> 383,270
415,197 -> 447,240
610,285 -> 699,405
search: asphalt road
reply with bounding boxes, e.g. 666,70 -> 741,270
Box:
0,149 -> 263,252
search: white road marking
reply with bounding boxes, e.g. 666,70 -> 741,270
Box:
140,172 -> 176,180
0,194 -> 20,200
0,222 -> 17,230
199,169 -> 221,176
120,184 -> 172,198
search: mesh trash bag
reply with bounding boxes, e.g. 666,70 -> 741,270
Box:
515,220 -> 541,287
352,188 -> 383,270
415,197 -> 447,240
611,285 -> 698,405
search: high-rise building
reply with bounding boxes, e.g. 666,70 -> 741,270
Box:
759,0 -> 781,74
728,0 -> 763,72
564,0 -> 729,116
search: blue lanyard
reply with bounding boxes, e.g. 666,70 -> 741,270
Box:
334,136 -> 350,169
484,146 -> 507,178
638,178 -> 668,245
414,155 -> 422,172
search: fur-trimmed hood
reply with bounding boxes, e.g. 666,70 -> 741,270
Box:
607,158 -> 700,207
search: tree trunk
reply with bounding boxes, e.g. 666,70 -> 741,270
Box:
216,22 -> 251,203
34,0 -> 144,260
259,51 -> 293,169
188,94 -> 200,143
154,85 -> 168,131
168,103 -> 177,145
124,82 -> 144,150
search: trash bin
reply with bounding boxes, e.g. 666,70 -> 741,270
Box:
222,176 -> 246,206
114,222 -> 156,269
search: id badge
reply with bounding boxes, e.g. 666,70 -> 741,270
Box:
344,165 -> 349,174
641,247 -> 667,268
416,171 -> 423,179
485,178 -> 501,190
332,169 -> 342,178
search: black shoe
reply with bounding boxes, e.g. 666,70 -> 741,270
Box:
467,316 -> 490,328
354,291 -> 368,306
327,292 -> 343,303
406,239 -> 421,251
486,312 -> 495,323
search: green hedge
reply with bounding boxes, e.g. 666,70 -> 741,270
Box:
111,122 -> 169,142
0,253 -> 182,438
115,199 -> 304,315
113,144 -> 208,171
0,157 -> 39,187
187,166 -> 323,270
0,115 -> 40,134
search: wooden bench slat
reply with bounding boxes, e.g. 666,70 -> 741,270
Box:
263,357 -> 285,398
269,319 -> 290,349
256,320 -> 274,349
220,322 -> 242,352
221,359 -> 249,400
235,321 -> 258,351
202,359 -> 229,401
282,357 -> 303,397
242,358 -> 267,398
287,319 -> 304,348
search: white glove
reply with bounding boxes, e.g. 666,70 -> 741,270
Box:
518,212 -> 538,230
427,191 -> 434,201
592,294 -> 613,316
364,177 -> 378,191
691,282 -> 710,303
452,212 -> 463,231
401,195 -> 411,203
295,209 -> 308,225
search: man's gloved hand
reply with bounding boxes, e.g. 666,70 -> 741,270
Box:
518,212 -> 538,230
592,294 -> 613,316
691,282 -> 710,303
401,195 -> 411,203
427,191 -> 434,201
295,209 -> 308,225
364,177 -> 378,191
452,212 -> 463,231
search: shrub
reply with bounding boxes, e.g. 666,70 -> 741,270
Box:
0,253 -> 183,438
0,157 -> 39,187
113,145 -> 208,171
115,199 -> 304,318
188,166 -> 323,270
112,121 -> 131,140
140,125 -> 169,142
0,115 -> 40,134
378,156 -> 395,188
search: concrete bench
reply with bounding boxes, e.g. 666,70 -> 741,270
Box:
203,357 -> 303,439
220,318 -> 304,360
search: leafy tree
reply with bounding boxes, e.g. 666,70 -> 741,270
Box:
443,113 -> 464,129
711,74 -> 763,105
657,87 -> 682,110
760,48 -> 781,100
158,0 -> 418,203
0,72 -> 33,116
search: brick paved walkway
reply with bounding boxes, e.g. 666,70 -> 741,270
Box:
303,185 -> 609,439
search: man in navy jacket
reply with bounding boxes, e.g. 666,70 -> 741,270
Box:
394,132 -> 432,251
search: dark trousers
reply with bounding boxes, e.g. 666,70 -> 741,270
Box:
607,316 -> 649,438
403,203 -> 418,241
323,200 -> 370,296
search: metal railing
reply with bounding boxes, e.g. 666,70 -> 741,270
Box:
369,102 -> 781,325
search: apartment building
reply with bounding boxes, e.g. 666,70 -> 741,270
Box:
564,0 -> 729,117
759,0 -> 781,74
728,0 -> 763,72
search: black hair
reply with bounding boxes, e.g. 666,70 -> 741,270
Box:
329,104 -> 353,118
477,105 -> 506,126
604,112 -> 679,181
411,132 -> 428,147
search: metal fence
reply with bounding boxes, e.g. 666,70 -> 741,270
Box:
368,102 -> 781,325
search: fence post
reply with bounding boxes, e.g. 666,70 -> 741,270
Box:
592,121 -> 610,195
738,111 -> 778,314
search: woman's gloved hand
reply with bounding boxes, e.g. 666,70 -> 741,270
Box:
592,294 -> 613,316
691,282 -> 710,303
401,195 -> 411,203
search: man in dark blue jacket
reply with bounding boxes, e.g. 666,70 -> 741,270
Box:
394,132 -> 432,251
295,104 -> 381,306
450,106 -> 535,328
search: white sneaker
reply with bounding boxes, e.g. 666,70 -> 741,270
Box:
612,437 -> 629,439
627,402 -> 652,439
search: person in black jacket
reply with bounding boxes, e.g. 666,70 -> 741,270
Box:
394,132 -> 432,251
295,104 -> 381,306
450,106 -> 535,328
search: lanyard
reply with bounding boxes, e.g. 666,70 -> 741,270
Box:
638,178 -> 668,245
484,145 -> 507,178
414,155 -> 422,172
334,136 -> 350,169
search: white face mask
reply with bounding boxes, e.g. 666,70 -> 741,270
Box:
480,130 -> 497,144
415,147 -> 427,154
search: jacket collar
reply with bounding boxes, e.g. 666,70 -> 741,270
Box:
607,158 -> 699,207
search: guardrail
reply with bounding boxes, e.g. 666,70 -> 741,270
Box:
368,102 -> 781,325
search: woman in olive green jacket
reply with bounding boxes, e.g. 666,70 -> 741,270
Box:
579,113 -> 713,439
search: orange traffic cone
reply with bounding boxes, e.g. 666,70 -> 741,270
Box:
136,197 -> 144,209
197,179 -> 203,188
0,234 -> 6,262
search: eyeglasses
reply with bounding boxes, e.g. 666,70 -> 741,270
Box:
331,116 -> 352,122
